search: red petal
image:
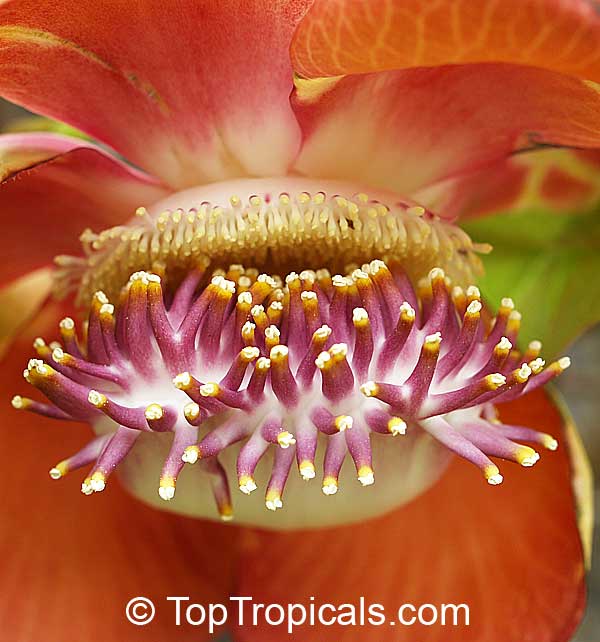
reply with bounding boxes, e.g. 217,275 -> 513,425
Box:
0,134 -> 168,284
1,307 -> 239,641
292,64 -> 600,201
292,0 -> 600,81
0,0 -> 312,188
235,390 -> 587,642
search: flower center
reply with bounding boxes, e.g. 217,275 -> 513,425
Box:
54,178 -> 488,306
14,252 -> 567,529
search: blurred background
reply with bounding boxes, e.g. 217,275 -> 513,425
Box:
1,99 -> 598,640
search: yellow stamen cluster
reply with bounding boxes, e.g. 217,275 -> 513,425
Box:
54,190 -> 487,305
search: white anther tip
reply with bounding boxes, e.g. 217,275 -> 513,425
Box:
49,467 -> 62,480
144,404 -> 164,420
87,389 -> 106,407
360,381 -> 378,397
358,472 -> 375,486
352,308 -> 369,325
158,485 -> 176,501
81,482 -> 94,495
90,478 -> 106,493
238,291 -> 253,305
277,431 -> 296,448
521,452 -> 540,467
497,336 -> 512,351
315,351 -> 331,369
199,383 -> 218,397
59,317 -> 75,330
399,301 -> 416,318
299,463 -> 316,480
314,325 -> 332,339
389,418 -> 407,436
488,373 -> 506,388
269,344 -> 288,359
558,357 -> 571,370
173,372 -> 191,388
466,285 -> 481,298
239,479 -> 258,495
487,474 -> 504,486
182,445 -> 199,464
265,498 -> 283,511
241,346 -> 260,360
322,483 -> 338,496
467,300 -> 482,315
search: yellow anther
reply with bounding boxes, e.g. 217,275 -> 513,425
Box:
158,475 -> 176,501
299,460 -> 316,480
199,383 -> 220,397
277,431 -> 296,448
334,415 -> 353,432
322,476 -> 339,495
357,465 -> 375,486
173,372 -> 192,390
388,417 -> 407,436
360,381 -> 379,397
239,475 -> 257,495
484,465 -> 503,485
515,446 -> 540,467
144,403 -> 164,420
182,445 -> 200,464
265,489 -> 284,511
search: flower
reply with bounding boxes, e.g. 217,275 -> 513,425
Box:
0,1 -> 597,641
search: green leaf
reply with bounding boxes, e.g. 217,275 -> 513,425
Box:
3,115 -> 91,141
463,208 -> 600,359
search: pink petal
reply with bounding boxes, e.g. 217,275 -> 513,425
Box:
1,132 -> 85,178
0,0 -> 313,188
0,133 -> 168,284
416,149 -> 600,219
292,64 -> 600,207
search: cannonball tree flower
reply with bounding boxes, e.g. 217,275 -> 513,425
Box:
0,0 -> 598,640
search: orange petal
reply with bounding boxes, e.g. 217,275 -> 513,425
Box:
235,390 -> 588,642
1,312 -> 239,641
292,64 -> 600,200
0,134 -> 168,285
292,0 -> 600,81
0,267 -> 53,359
0,0 -> 313,188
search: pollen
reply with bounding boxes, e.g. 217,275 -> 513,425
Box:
14,261 -> 567,522
53,181 -> 487,306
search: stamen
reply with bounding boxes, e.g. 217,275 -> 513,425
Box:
54,182 -> 485,305
15,260 -> 566,520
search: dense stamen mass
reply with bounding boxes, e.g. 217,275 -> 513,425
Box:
53,182 -> 488,306
14,260 -> 566,521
